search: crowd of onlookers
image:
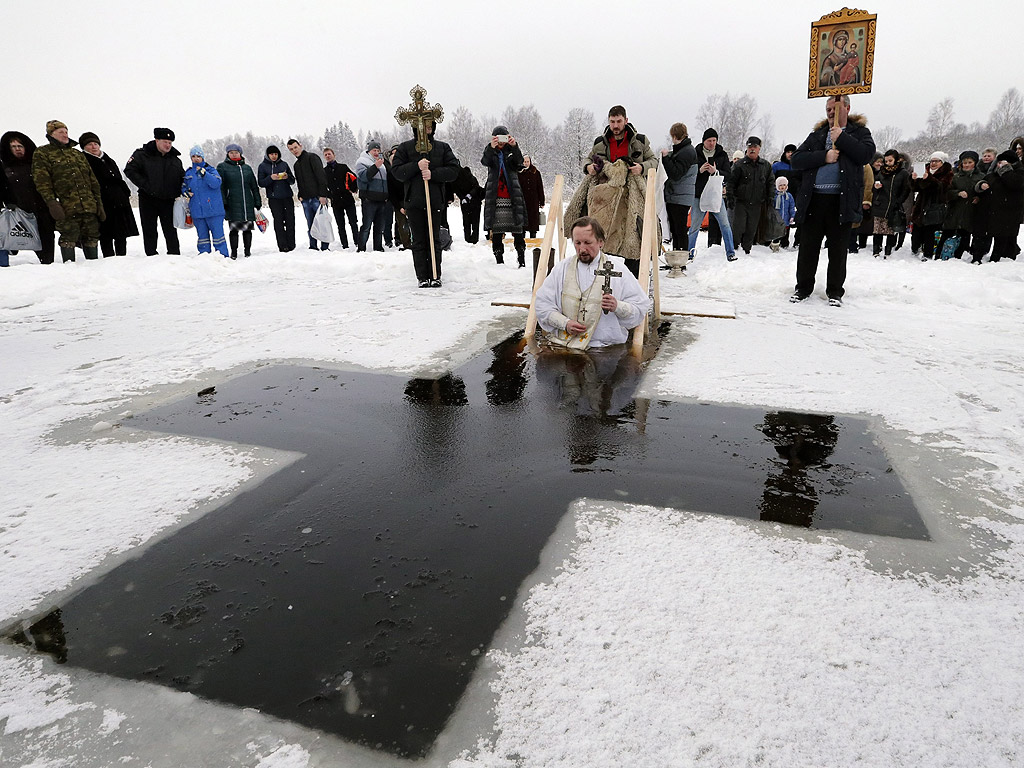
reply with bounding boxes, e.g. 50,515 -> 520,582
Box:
3,117 -> 1022,270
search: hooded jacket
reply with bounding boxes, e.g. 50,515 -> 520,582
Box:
663,137 -> 698,206
791,113 -> 876,225
124,140 -> 184,200
182,160 -> 225,220
354,151 -> 389,202
1,131 -> 49,216
481,141 -> 526,230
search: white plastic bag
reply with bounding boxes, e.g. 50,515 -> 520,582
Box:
699,174 -> 723,213
173,198 -> 193,229
0,207 -> 42,251
309,204 -> 334,244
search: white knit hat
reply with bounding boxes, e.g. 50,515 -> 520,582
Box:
928,150 -> 950,163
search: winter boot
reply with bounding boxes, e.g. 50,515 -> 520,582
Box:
494,249 -> 504,265
83,245 -> 99,260
60,246 -> 76,263
517,250 -> 526,268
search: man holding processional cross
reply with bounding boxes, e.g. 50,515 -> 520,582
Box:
534,216 -> 649,350
391,86 -> 461,288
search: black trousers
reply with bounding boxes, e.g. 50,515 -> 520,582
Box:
492,231 -> 525,263
733,201 -> 761,252
268,197 -> 296,251
462,202 -> 481,243
665,202 -> 690,250
991,234 -> 1019,262
795,193 -> 850,299
99,237 -> 127,257
331,195 -> 358,247
407,207 -> 444,281
139,195 -> 179,255
913,224 -> 941,259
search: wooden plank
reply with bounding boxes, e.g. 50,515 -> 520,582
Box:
524,175 -> 565,340
631,169 -> 658,355
494,298 -> 735,319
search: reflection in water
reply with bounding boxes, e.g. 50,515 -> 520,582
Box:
11,609 -> 68,664
484,332 -> 529,407
534,345 -> 642,418
403,374 -> 468,406
758,412 -> 841,527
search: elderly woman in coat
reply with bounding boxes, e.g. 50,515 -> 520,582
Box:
519,154 -> 545,238
79,131 -> 139,257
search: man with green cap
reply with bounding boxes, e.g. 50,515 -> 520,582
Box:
31,120 -> 104,261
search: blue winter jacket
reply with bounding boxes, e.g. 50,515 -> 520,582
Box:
182,162 -> 225,219
774,190 -> 796,226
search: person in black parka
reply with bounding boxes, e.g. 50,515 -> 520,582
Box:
257,145 -> 296,252
78,132 -> 139,257
0,131 -> 56,264
453,165 -> 484,245
975,150 -> 1024,262
481,125 -> 527,267
124,127 -> 185,255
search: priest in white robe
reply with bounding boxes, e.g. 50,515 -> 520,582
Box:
534,216 -> 649,350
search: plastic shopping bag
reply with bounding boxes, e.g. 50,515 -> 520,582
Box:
309,204 -> 334,244
699,174 -> 723,213
0,207 -> 42,251
254,210 -> 268,233
173,198 -> 194,229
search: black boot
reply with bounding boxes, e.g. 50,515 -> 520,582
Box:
83,245 -> 99,260
494,250 -> 504,264
60,246 -> 76,263
517,250 -> 525,268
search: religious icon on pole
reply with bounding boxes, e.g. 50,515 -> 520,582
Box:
807,8 -> 877,98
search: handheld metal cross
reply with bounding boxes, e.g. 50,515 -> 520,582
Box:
394,85 -> 444,154
595,260 -> 621,314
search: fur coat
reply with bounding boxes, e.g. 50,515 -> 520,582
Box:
564,159 -> 653,262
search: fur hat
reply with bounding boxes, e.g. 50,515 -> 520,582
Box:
366,139 -> 381,151
189,145 -> 205,158
784,143 -> 797,154
46,120 -> 67,135
928,150 -> 950,163
78,131 -> 100,147
225,143 -> 243,155
996,150 -> 1017,165
702,128 -> 718,142
492,125 -> 510,136
959,150 -> 979,165
775,176 -> 789,189
154,127 -> 175,141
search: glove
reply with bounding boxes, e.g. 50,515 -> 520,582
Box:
47,200 -> 65,221
198,167 -> 206,177
97,203 -> 107,223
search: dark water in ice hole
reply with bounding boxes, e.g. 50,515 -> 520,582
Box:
9,331 -> 926,757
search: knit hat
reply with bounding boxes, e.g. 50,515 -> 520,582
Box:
775,176 -> 789,189
928,150 -> 949,163
189,145 -> 205,158
958,150 -> 979,165
78,131 -> 100,147
731,150 -> 743,161
996,150 -> 1017,165
492,125 -> 509,136
746,136 -> 762,147
154,127 -> 175,141
225,143 -> 243,155
266,145 -> 281,156
46,120 -> 67,135
784,143 -> 797,154
702,128 -> 718,142
366,139 -> 381,151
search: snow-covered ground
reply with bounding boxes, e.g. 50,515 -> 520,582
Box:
2,207 -> 1023,767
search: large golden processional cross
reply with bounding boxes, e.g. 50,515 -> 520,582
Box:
395,85 -> 445,154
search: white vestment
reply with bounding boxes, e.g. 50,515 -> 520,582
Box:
534,252 -> 649,349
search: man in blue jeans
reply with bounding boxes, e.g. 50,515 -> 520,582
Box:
287,138 -> 329,250
687,128 -> 737,261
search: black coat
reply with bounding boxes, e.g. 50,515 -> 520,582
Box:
693,144 -> 732,198
871,162 -> 910,223
324,161 -> 355,202
83,151 -> 139,240
977,165 -> 1024,237
728,155 -> 775,206
391,134 -> 461,211
791,115 -> 876,225
1,131 -> 51,220
257,154 -> 295,200
518,164 -> 545,231
910,162 -> 953,226
124,140 -> 184,201
944,168 -> 983,232
293,151 -> 328,200
481,142 -> 526,230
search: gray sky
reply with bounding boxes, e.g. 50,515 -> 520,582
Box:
16,0 -> 1022,163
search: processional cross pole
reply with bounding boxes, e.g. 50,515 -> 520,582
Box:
396,85 -> 445,280
594,260 -> 621,314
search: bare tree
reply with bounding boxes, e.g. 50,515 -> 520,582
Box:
925,98 -> 957,139
988,87 -> 1024,146
694,92 -> 760,155
445,105 -> 487,182
873,125 -> 903,153
552,107 -> 597,191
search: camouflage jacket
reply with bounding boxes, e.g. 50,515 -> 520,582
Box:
32,137 -> 101,215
